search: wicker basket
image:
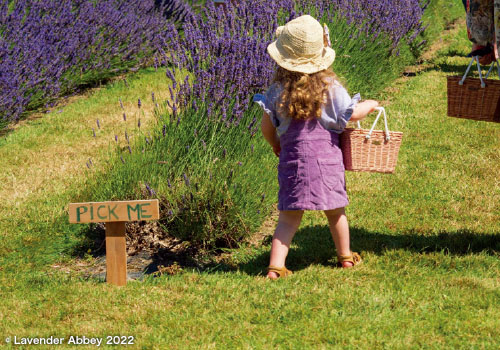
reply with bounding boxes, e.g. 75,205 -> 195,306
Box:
340,107 -> 403,173
447,57 -> 500,123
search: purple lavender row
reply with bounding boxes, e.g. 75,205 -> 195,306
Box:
0,0 -> 187,123
160,0 -> 427,124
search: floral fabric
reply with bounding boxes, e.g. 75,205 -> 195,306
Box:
466,0 -> 500,57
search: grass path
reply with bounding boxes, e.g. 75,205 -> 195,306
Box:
1,12 -> 499,350
0,68 -> 175,250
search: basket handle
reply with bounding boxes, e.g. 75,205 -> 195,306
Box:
485,60 -> 500,79
356,107 -> 390,141
459,56 -> 486,88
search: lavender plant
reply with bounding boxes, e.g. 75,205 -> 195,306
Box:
161,0 -> 429,126
0,0 -> 173,124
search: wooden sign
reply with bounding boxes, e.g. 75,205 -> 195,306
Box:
69,199 -> 160,286
69,200 -> 159,224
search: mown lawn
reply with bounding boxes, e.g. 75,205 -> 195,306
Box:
1,2 -> 499,349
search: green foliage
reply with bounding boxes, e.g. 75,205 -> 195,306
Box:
326,15 -> 412,97
77,102 -> 278,250
419,0 -> 465,51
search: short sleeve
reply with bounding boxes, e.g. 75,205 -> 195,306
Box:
320,80 -> 361,134
253,83 -> 281,128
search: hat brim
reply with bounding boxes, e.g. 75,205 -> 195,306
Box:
267,41 -> 336,74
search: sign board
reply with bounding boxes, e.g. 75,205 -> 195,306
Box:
69,200 -> 159,224
68,199 -> 160,286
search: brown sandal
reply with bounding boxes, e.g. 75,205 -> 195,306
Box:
337,252 -> 362,268
267,265 -> 293,278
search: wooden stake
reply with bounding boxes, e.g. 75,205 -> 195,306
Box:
105,221 -> 127,286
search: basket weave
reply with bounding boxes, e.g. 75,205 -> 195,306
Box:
447,76 -> 500,122
340,128 -> 403,173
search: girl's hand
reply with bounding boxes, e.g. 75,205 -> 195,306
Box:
272,144 -> 281,157
351,100 -> 379,121
364,99 -> 379,113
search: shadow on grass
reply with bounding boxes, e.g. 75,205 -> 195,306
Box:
414,59 -> 494,76
230,225 -> 500,276
67,221 -> 499,280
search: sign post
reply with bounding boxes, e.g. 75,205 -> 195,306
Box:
69,199 -> 160,286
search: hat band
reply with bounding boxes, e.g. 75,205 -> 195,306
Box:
278,48 -> 327,68
279,40 -> 325,59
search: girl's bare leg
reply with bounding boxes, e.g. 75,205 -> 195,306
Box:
324,207 -> 353,267
267,210 -> 304,279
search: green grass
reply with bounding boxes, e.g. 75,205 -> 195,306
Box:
419,0 -> 466,50
1,1 -> 499,349
0,67 -> 179,260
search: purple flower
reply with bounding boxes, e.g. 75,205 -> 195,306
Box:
138,98 -> 142,109
123,113 -> 127,121
145,183 -> 156,196
183,173 -> 190,186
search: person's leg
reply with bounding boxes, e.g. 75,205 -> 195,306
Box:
324,207 -> 353,267
267,210 -> 303,279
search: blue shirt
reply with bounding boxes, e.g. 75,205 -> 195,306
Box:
253,78 -> 360,136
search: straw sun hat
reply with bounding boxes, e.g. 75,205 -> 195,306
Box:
267,15 -> 335,74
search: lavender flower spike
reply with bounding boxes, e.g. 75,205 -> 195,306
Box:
183,173 -> 190,187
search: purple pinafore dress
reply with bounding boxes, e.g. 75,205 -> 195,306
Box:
254,78 -> 360,211
277,118 -> 348,210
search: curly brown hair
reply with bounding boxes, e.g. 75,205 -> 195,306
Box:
272,66 -> 337,120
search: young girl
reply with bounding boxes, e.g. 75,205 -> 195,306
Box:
254,15 -> 379,279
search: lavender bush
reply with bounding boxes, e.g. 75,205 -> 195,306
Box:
161,0 -> 430,127
0,0 -> 176,124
